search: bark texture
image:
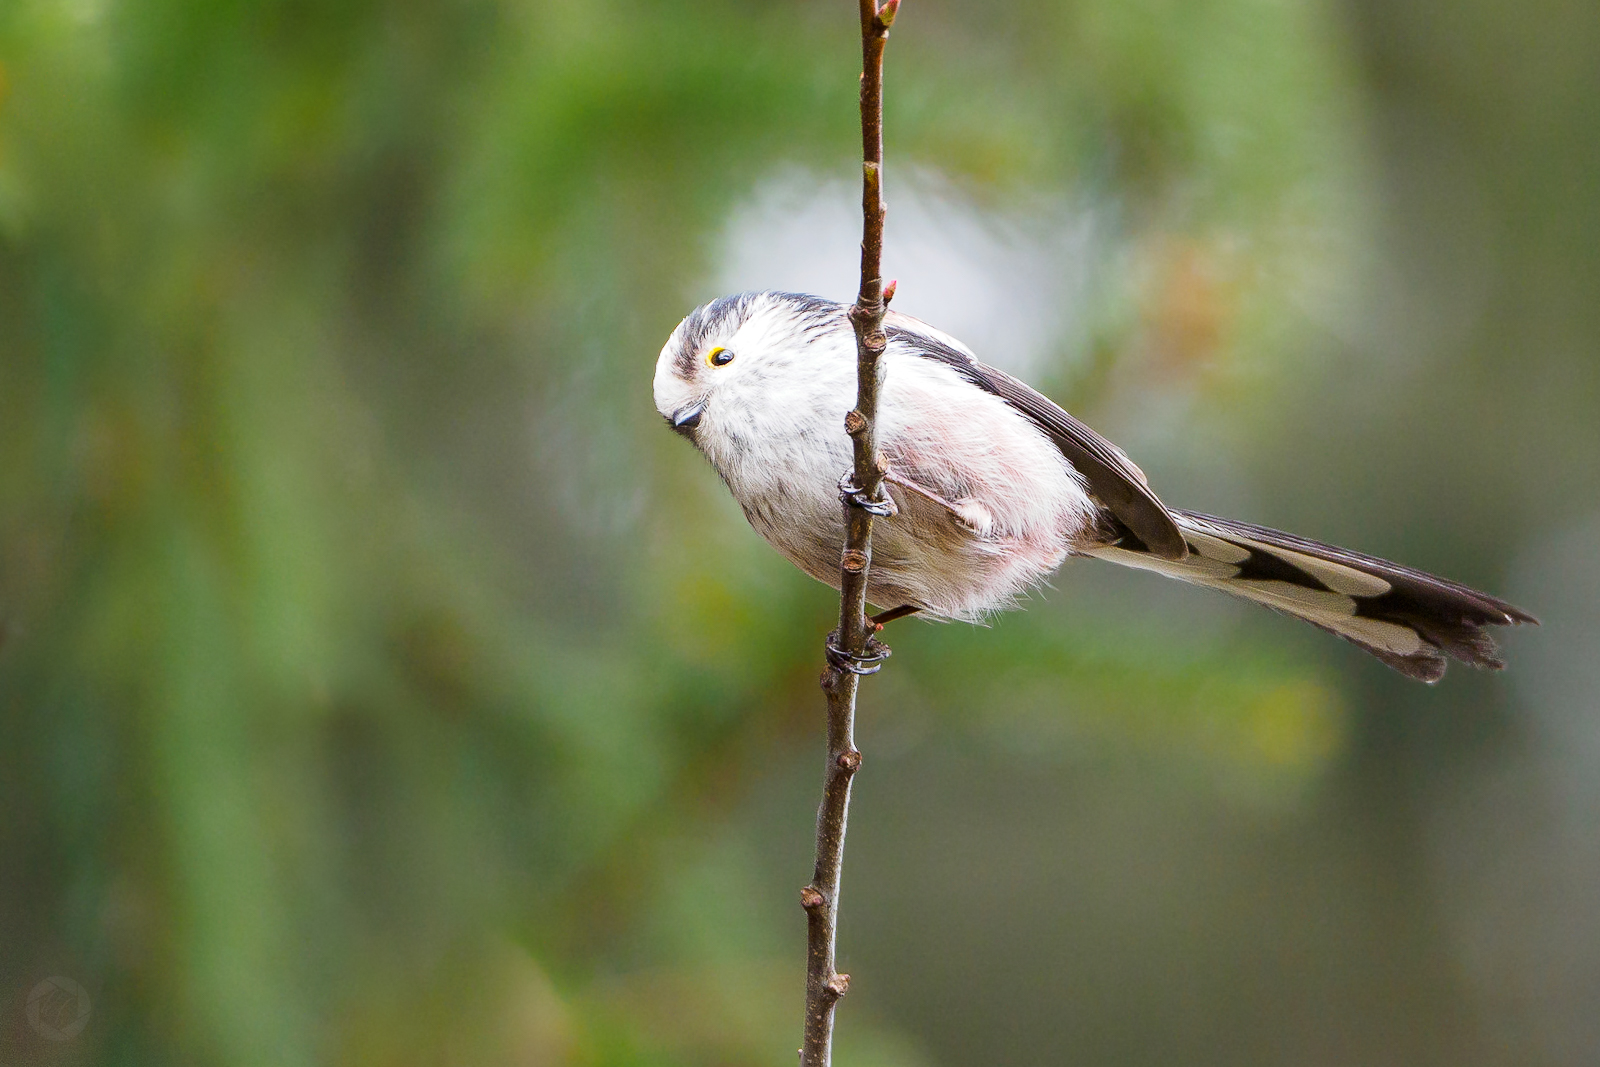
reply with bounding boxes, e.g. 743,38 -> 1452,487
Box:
798,3 -> 901,1064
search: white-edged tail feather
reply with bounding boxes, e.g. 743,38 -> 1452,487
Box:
1085,510 -> 1537,682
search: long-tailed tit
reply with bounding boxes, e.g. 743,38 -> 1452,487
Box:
653,290 -> 1534,681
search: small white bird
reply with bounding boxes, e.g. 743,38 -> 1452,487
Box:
653,290 -> 1534,681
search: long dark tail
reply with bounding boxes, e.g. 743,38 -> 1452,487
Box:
1085,510 -> 1537,682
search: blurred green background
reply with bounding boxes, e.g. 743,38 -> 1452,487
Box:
2,0 -> 1597,1063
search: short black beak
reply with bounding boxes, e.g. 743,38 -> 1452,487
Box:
671,402 -> 704,432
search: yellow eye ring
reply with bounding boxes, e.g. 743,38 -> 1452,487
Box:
707,346 -> 735,367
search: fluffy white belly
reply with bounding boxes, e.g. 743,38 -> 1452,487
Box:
708,341 -> 1097,621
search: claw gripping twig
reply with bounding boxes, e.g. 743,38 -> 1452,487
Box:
838,473 -> 898,517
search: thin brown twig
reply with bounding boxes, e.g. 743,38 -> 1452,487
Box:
799,2 -> 901,1065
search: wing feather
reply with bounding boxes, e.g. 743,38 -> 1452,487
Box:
884,313 -> 1189,560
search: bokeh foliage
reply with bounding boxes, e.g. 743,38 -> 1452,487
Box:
2,0 -> 1596,1064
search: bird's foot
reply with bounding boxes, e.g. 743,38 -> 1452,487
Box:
825,630 -> 892,675
838,474 -> 897,517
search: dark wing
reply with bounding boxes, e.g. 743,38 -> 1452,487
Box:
885,316 -> 1189,560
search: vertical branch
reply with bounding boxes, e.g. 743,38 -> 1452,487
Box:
799,2 -> 901,1066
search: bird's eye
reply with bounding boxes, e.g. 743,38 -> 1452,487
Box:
707,346 -> 735,367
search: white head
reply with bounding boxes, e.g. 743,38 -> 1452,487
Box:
652,291 -> 849,444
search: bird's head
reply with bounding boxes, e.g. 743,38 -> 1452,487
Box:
653,291 -> 846,441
